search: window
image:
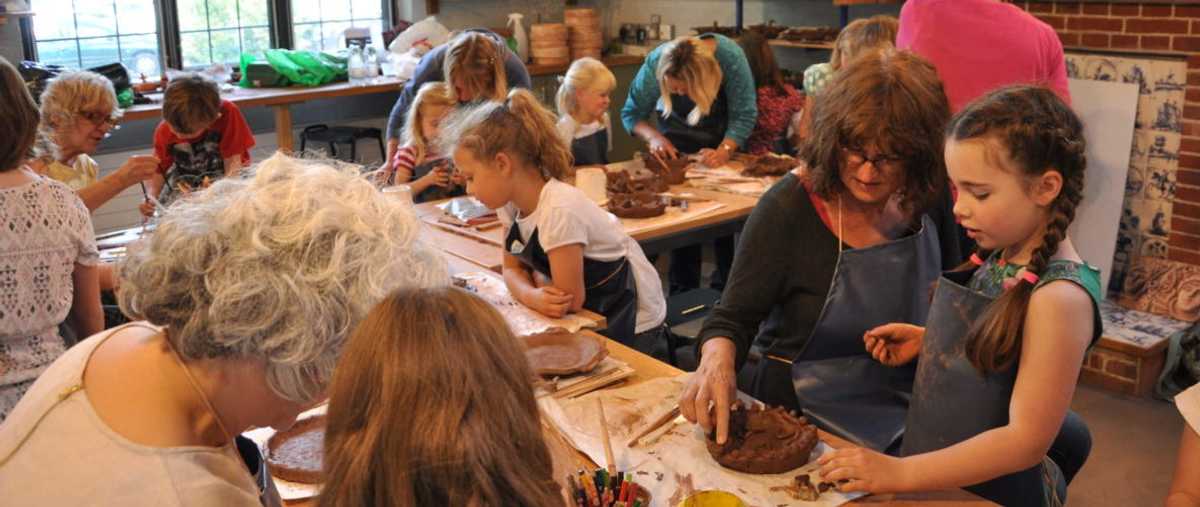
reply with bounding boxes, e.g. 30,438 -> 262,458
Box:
177,0 -> 271,68
32,0 -> 163,77
291,0 -> 385,52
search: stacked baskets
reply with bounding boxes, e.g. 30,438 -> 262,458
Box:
565,8 -> 603,61
530,23 -> 570,67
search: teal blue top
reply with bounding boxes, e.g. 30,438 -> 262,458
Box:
620,33 -> 759,146
968,252 -> 1104,342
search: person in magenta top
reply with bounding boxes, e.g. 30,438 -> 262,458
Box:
897,0 -> 1070,113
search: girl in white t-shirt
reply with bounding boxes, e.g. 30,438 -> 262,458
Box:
441,88 -> 665,344
1170,383 -> 1200,506
555,57 -> 615,166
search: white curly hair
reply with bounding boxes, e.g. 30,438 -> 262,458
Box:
117,152 -> 448,403
37,70 -> 119,161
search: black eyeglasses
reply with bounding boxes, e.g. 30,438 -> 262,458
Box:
842,147 -> 901,172
79,111 -> 121,129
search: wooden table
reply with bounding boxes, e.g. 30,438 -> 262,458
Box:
595,334 -> 996,506
415,184 -> 759,272
120,55 -> 645,153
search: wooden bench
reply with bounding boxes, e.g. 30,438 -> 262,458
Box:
1080,300 -> 1190,397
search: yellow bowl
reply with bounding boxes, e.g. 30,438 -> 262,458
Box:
675,490 -> 747,507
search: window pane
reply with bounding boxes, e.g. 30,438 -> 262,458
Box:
178,0 -> 210,31
116,0 -> 157,34
350,0 -> 381,19
204,0 -> 239,30
292,1 -> 319,23
322,0 -> 352,20
36,39 -> 80,68
210,28 -> 241,64
242,27 -> 270,54
76,4 -> 118,37
240,0 -> 270,27
120,34 -> 161,77
293,22 -> 321,51
32,0 -> 76,40
78,36 -> 121,69
322,21 -> 350,50
181,31 -> 213,68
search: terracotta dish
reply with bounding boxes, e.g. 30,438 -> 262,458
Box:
705,404 -> 818,474
267,415 -> 326,484
640,152 -> 692,185
523,331 -> 609,376
736,153 -> 796,177
608,191 -> 667,219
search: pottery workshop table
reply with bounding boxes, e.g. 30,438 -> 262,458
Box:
120,55 -> 645,153
414,185 -> 759,272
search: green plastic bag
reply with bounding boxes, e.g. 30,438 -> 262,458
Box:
262,49 -> 347,87
238,52 -> 289,88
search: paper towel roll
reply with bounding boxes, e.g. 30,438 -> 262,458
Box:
575,167 -> 608,204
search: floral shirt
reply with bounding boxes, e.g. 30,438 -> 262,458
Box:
744,84 -> 804,155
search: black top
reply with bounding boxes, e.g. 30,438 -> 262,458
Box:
696,173 -> 964,369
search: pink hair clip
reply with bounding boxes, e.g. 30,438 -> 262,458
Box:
970,253 -> 984,266
1019,269 -> 1040,285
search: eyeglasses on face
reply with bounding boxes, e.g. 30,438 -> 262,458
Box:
842,146 -> 902,171
79,111 -> 121,130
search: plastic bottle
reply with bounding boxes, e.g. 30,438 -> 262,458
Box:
348,46 -> 366,84
507,13 -> 529,63
365,46 -> 380,78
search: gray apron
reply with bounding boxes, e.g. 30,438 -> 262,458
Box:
901,269 -> 1052,506
783,214 -> 941,452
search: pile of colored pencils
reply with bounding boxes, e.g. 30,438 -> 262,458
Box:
566,468 -> 646,507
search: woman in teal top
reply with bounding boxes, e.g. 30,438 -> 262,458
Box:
621,33 -> 758,292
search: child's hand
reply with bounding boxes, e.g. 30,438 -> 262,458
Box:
526,286 -> 574,318
419,166 -> 452,188
817,446 -> 912,494
138,199 -> 156,218
863,323 -> 924,366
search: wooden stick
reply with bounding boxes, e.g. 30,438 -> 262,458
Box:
597,398 -> 616,475
625,405 -> 680,448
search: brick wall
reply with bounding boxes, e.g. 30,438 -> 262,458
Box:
1015,1 -> 1200,266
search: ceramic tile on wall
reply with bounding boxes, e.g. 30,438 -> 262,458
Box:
1146,158 -> 1178,202
1117,256 -> 1200,322
1065,55 -> 1082,80
1100,300 -> 1190,349
1119,59 -> 1152,97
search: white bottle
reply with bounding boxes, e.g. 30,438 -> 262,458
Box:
348,46 -> 366,83
365,46 -> 380,78
508,13 -> 529,63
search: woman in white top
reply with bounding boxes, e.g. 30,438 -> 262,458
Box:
443,88 -> 665,345
0,152 -> 446,506
1170,383 -> 1200,506
0,57 -> 103,421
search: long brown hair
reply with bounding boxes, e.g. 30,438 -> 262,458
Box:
0,56 -> 40,172
800,49 -> 950,214
737,31 -> 786,92
948,85 -> 1087,374
438,88 -> 574,180
319,287 -> 560,507
444,31 -> 509,103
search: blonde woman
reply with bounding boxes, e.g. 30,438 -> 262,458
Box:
621,33 -> 757,293
384,30 -> 531,174
33,70 -> 159,212
320,287 -> 561,507
556,57 -> 616,166
0,152 -> 446,506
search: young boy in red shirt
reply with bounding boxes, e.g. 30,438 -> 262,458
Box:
140,74 -> 254,216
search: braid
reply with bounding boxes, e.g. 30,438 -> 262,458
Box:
954,85 -> 1087,374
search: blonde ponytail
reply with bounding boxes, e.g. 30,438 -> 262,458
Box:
439,88 -> 574,180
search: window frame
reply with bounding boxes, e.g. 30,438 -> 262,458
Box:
22,0 -> 395,72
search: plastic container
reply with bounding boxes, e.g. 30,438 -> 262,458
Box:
347,46 -> 367,83
508,13 -> 529,63
365,46 -> 380,77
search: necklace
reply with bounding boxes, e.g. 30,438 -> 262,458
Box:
162,329 -> 234,445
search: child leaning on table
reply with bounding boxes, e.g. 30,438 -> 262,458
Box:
439,88 -> 665,348
376,82 -> 465,203
555,57 -> 616,166
319,287 -> 562,507
140,74 -> 254,216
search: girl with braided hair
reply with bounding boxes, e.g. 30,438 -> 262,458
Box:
819,85 -> 1102,506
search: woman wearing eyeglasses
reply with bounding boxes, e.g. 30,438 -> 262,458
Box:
678,50 -> 964,454
32,70 -> 159,212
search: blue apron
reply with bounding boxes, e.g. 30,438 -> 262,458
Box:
571,128 -> 609,166
504,224 -> 640,344
777,214 -> 942,452
901,269 -> 1060,506
411,158 -> 466,203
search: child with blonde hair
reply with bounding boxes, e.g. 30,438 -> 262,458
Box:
378,82 -> 464,202
804,15 -> 899,96
828,86 -> 1101,506
320,287 -> 562,507
555,57 -> 616,166
441,89 -> 665,346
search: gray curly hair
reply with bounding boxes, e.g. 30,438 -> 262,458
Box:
118,152 -> 448,403
37,70 -> 119,161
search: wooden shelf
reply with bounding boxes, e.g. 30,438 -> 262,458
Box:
768,39 -> 834,50
0,10 -> 33,25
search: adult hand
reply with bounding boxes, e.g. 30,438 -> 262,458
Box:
679,337 -> 738,444
647,133 -> 679,160
138,200 -> 156,218
699,147 -> 731,168
863,323 -> 924,366
526,286 -> 574,318
116,155 -> 160,186
817,446 -> 913,494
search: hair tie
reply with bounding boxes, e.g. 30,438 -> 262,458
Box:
969,253 -> 984,266
1001,267 -> 1039,291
